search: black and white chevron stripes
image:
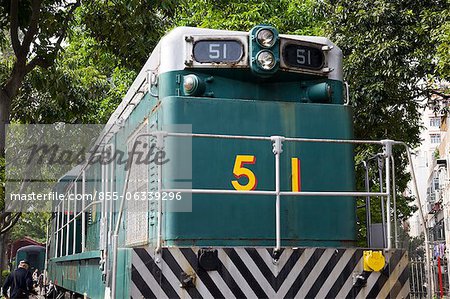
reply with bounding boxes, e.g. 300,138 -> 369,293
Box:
131,247 -> 410,299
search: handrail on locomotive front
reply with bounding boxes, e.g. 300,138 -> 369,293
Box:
146,132 -> 421,251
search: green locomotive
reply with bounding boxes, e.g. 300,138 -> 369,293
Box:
47,26 -> 410,298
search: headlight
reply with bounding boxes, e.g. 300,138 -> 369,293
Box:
256,51 -> 276,70
249,25 -> 279,76
183,74 -> 205,96
183,74 -> 199,94
256,29 -> 275,48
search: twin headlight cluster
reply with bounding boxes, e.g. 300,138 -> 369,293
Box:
183,25 -> 283,95
182,25 -> 332,102
249,26 -> 280,76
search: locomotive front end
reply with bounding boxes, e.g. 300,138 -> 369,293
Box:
46,26 -> 411,299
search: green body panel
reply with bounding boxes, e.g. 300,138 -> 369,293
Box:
47,93 -> 160,297
48,252 -> 104,298
115,248 -> 131,299
160,96 -> 356,247
51,250 -> 101,262
159,70 -> 344,105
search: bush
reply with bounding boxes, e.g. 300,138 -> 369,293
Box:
2,270 -> 10,281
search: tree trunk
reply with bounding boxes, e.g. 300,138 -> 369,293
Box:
0,232 -> 9,277
0,234 -> 3,283
0,63 -> 27,155
0,64 -> 27,238
0,91 -> 12,156
0,231 -> 10,272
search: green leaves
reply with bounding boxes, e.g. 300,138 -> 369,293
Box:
325,0 -> 448,232
78,0 -> 176,71
11,26 -> 136,124
173,0 -> 325,35
10,211 -> 50,243
329,0 -> 432,143
433,9 -> 450,80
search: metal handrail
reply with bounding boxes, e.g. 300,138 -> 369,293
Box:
166,131 -> 386,144
161,132 -> 399,251
163,188 -> 388,197
54,199 -> 101,233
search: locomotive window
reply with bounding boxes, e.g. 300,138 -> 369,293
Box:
282,44 -> 324,70
193,40 -> 243,63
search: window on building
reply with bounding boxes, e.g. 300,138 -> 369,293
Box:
434,177 -> 440,191
430,117 -> 441,127
430,133 -> 441,144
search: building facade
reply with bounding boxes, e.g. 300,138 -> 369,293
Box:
409,97 -> 449,296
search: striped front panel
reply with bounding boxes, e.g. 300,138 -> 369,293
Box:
131,247 -> 410,299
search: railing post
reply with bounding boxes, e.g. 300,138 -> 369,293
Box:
363,161 -> 372,247
155,131 -> 168,253
82,170 -> 86,253
66,190 -> 71,256
391,156 -> 398,248
411,259 -> 416,297
377,155 -> 386,248
271,136 -> 285,253
44,220 -> 49,291
73,182 -> 77,255
60,197 -> 65,257
109,145 -> 114,247
55,205 -> 60,258
382,140 -> 393,249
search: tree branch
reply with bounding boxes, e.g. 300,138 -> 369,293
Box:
431,90 -> 450,100
9,0 -> 21,56
21,0 -> 43,55
0,151 -> 34,235
24,0 -> 82,75
25,56 -> 50,73
0,212 -> 21,234
53,0 -> 82,48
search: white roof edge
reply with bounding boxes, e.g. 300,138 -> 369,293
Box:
105,42 -> 161,128
158,27 -> 342,80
